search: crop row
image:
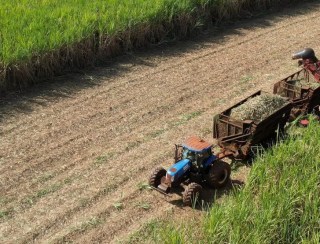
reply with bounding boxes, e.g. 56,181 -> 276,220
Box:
0,0 -> 306,92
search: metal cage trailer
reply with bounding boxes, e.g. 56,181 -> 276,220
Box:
213,91 -> 292,160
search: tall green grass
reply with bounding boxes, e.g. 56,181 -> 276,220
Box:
156,117 -> 320,243
0,0 -> 300,65
0,0 -> 308,91
0,0 -> 206,65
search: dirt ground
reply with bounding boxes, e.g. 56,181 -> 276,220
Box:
1,2 -> 320,243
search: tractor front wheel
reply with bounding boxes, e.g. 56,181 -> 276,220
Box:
149,167 -> 166,188
206,161 -> 231,188
182,182 -> 202,207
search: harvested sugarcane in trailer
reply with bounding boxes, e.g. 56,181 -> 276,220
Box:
213,91 -> 292,160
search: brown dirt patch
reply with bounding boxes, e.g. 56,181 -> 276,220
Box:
1,2 -> 320,243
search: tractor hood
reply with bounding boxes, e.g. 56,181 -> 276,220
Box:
167,158 -> 191,180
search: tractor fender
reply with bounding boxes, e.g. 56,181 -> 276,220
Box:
202,155 -> 218,169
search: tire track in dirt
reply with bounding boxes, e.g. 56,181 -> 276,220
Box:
4,133 -> 182,243
0,8 -> 316,182
0,6 -> 315,137
0,15 -> 314,193
40,182 -> 175,243
0,50 -> 278,211
1,2 -> 320,243
1,63 -> 233,196
0,74 -> 255,242
1,61 -> 247,194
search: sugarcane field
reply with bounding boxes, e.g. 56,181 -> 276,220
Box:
1,1 -> 320,243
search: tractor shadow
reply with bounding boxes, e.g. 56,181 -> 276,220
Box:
200,179 -> 245,208
167,179 -> 244,211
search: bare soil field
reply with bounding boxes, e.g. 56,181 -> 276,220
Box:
1,2 -> 320,243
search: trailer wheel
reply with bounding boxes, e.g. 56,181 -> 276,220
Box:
206,161 -> 231,188
182,182 -> 202,207
149,167 -> 166,188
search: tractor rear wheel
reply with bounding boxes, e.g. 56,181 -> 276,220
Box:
149,167 -> 166,188
182,182 -> 202,207
206,161 -> 231,188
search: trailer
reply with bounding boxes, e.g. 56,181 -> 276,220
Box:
273,69 -> 320,121
149,48 -> 320,207
213,91 -> 292,160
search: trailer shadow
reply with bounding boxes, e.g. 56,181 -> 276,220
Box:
246,129 -> 288,164
200,179 -> 245,208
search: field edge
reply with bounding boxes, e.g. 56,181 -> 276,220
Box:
0,0 -> 310,93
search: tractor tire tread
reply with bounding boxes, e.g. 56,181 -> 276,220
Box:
149,166 -> 166,188
206,161 -> 231,189
182,182 -> 202,207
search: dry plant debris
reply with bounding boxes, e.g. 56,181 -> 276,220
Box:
288,78 -> 320,89
230,94 -> 287,122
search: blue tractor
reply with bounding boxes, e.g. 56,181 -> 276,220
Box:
149,136 -> 231,206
